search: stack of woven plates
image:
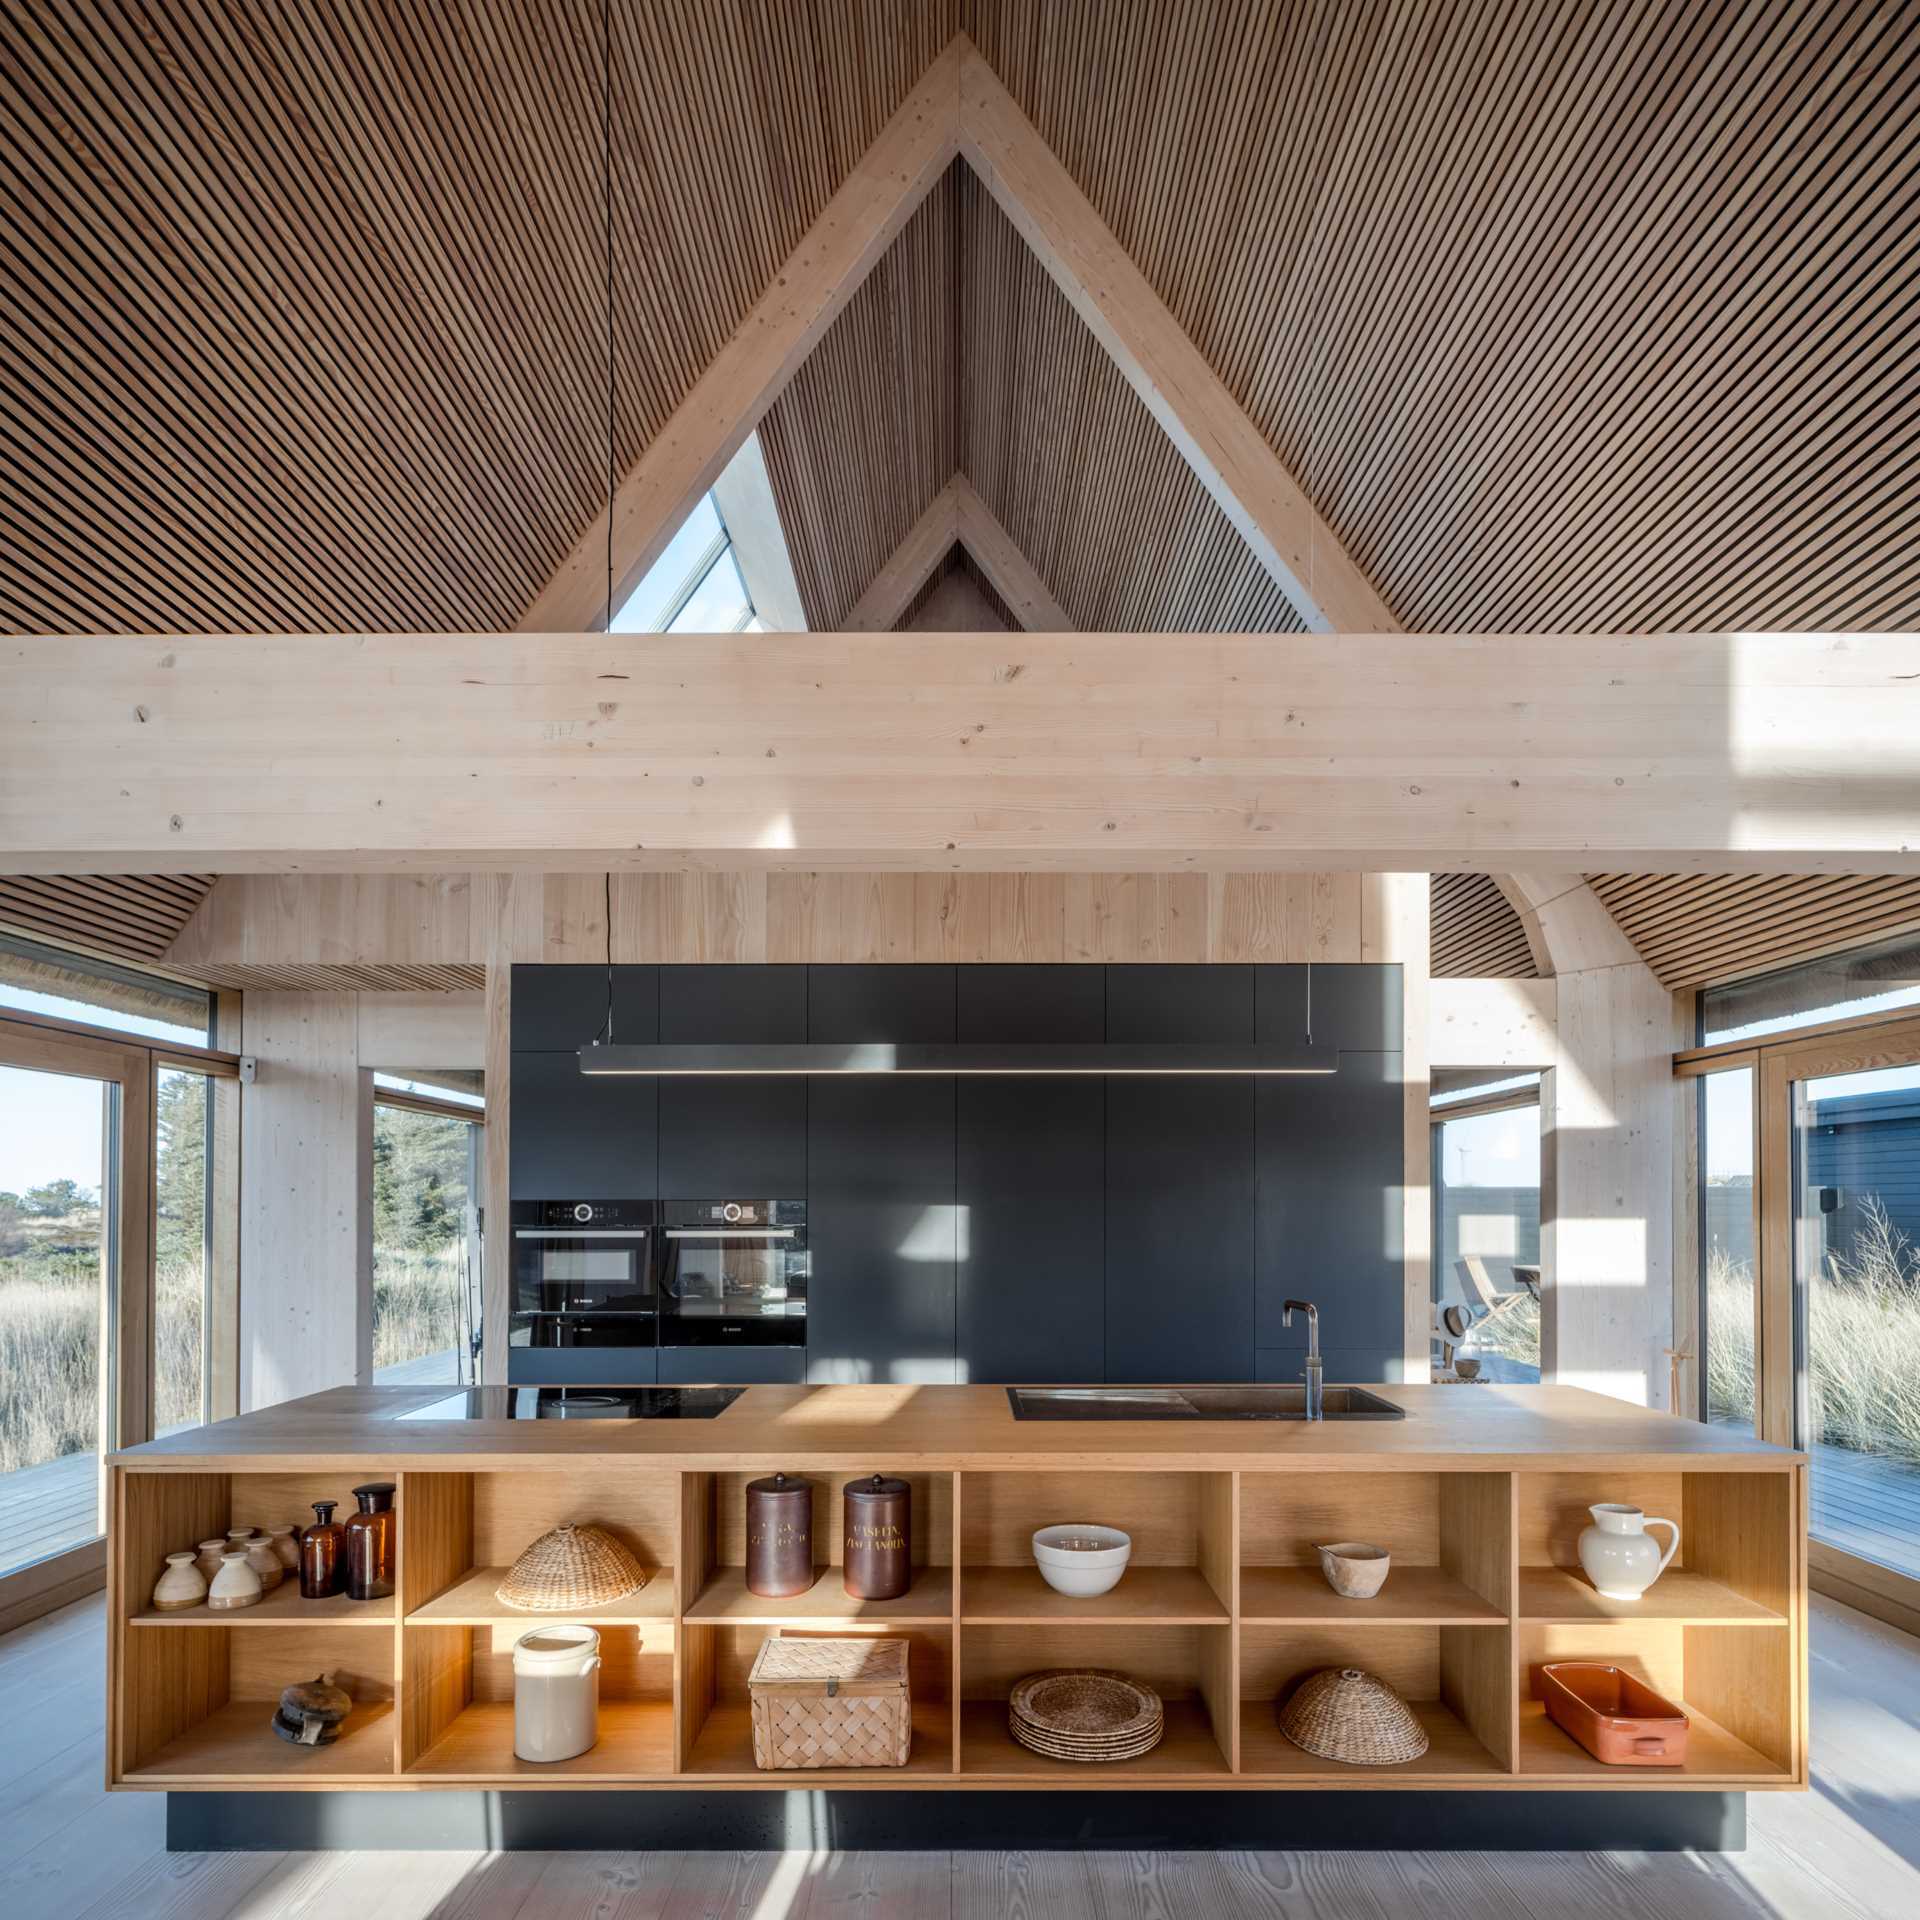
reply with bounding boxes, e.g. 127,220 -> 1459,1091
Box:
1008,1669 -> 1164,1763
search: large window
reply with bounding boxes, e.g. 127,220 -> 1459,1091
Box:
154,1066 -> 212,1433
610,493 -> 766,634
1700,930 -> 1920,1044
371,1077 -> 483,1386
0,934 -> 210,1046
1431,1078 -> 1542,1382
1698,1067 -> 1757,1437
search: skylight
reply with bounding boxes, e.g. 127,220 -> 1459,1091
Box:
610,492 -> 764,633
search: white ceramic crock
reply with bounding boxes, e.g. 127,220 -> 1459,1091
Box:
1576,1503 -> 1680,1600
207,1547 -> 263,1611
512,1624 -> 602,1763
151,1551 -> 207,1612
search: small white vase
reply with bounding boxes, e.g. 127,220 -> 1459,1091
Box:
151,1551 -> 207,1613
244,1537 -> 284,1592
193,1539 -> 227,1586
1577,1503 -> 1680,1600
270,1525 -> 301,1572
208,1548 -> 263,1611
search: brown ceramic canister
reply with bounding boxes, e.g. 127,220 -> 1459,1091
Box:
745,1472 -> 814,1597
842,1474 -> 911,1601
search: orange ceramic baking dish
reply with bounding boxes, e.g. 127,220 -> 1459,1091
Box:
1539,1663 -> 1690,1766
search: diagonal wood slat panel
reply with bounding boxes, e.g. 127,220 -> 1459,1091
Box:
1431,874 -> 1541,979
0,874 -> 216,964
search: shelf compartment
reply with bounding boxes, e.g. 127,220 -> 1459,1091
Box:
1241,1565 -> 1504,1626
684,1470 -> 953,1588
1240,1470 -> 1510,1619
1240,1699 -> 1505,1779
686,1563 -> 953,1624
124,1699 -> 396,1784
406,1700 -> 674,1779
1515,1699 -> 1791,1781
958,1699 -> 1229,1778
407,1564 -> 674,1627
961,1564 -> 1227,1624
1242,1623 -> 1514,1773
118,1622 -> 395,1784
679,1622 -> 955,1775
958,1470 -> 1232,1618
132,1579 -> 394,1627
1518,1566 -> 1785,1626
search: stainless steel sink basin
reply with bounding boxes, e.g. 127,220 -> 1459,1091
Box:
1006,1385 -> 1405,1421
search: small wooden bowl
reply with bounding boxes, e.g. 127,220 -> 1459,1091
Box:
1316,1541 -> 1391,1599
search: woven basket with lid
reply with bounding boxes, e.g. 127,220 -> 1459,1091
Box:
747,1630 -> 912,1770
494,1524 -> 648,1612
1276,1667 -> 1430,1766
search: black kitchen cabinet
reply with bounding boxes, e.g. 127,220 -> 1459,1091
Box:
956,1076 -> 1106,1383
1254,963 -> 1402,1054
1254,1050 -> 1405,1367
807,965 -> 956,1042
957,965 -> 1104,1044
657,965 -> 808,1196
1104,963 -> 1253,1043
508,1050 -> 658,1199
806,1075 -> 957,1384
512,964 -> 658,1051
658,1346 -> 806,1386
1104,1075 -> 1255,1382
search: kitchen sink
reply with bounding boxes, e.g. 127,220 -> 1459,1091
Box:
1006,1385 -> 1406,1421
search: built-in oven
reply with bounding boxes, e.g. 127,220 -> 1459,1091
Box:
657,1200 -> 807,1348
511,1198 -> 656,1324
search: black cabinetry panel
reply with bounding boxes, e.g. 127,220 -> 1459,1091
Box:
956,1077 -> 1106,1383
1254,1050 -> 1405,1370
1255,964 -> 1402,1053
508,1051 -> 657,1199
512,965 -> 658,1051
659,966 -> 807,1043
806,1076 -> 956,1385
1104,1076 -> 1254,1382
1104,964 -> 1252,1043
807,966 -> 956,1042
957,966 -> 1104,1043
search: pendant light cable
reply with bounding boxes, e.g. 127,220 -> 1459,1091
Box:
601,0 -> 615,634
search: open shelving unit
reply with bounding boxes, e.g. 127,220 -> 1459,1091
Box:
109,1457 -> 1805,1790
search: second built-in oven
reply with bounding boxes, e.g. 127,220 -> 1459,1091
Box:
658,1200 -> 807,1348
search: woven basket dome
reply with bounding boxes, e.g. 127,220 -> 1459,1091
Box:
495,1524 -> 648,1612
1276,1667 -> 1430,1766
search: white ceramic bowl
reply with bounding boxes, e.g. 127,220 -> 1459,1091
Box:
1031,1524 -> 1132,1597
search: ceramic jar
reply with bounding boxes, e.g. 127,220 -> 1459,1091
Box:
207,1548 -> 263,1611
1577,1503 -> 1681,1600
843,1474 -> 911,1600
512,1625 -> 601,1763
269,1525 -> 301,1572
244,1536 -> 284,1593
193,1539 -> 227,1586
745,1472 -> 813,1598
151,1551 -> 206,1612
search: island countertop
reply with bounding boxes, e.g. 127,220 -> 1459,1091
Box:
111,1381 -> 1804,1474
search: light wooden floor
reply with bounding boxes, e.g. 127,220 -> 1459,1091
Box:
0,1594 -> 1915,1919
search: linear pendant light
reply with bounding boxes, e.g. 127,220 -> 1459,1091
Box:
578,1042 -> 1336,1076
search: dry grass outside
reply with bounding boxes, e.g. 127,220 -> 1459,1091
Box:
373,1246 -> 464,1373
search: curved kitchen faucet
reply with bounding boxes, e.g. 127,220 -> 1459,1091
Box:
1280,1299 -> 1323,1420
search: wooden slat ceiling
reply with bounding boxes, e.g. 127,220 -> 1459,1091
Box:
896,549 -> 1018,632
3,1 -> 1909,637
1431,874 -> 1541,979
1585,874 -> 1920,990
0,874 -> 215,965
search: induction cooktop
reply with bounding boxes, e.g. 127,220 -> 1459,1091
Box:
399,1387 -> 744,1421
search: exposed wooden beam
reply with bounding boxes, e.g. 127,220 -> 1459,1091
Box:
6,633 -> 1917,873
842,478 -> 959,630
952,476 -> 1074,632
518,42 -> 962,632
710,434 -> 806,632
956,41 -> 1396,635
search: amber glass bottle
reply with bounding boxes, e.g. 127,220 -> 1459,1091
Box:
343,1482 -> 397,1601
300,1500 -> 344,1599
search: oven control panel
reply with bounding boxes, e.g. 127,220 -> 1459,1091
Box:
530,1198 -> 654,1229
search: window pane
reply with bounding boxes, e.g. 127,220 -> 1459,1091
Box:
0,1062 -> 110,1573
1701,930 -> 1920,1044
667,548 -> 751,632
372,1104 -> 478,1384
1433,1103 -> 1541,1381
609,495 -> 724,631
154,1067 -> 210,1434
0,934 -> 209,1045
1793,1060 -> 1920,1581
1700,1067 -> 1756,1435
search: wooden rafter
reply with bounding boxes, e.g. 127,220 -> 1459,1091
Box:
519,32 -> 1389,636
6,632 -> 1917,873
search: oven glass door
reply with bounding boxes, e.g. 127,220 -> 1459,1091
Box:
514,1230 -> 654,1315
659,1231 -> 804,1322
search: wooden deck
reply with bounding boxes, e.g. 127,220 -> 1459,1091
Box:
0,1450 -> 98,1574
1813,1437 -> 1920,1581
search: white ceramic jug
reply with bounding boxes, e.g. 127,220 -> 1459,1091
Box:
512,1625 -> 602,1763
1577,1503 -> 1680,1600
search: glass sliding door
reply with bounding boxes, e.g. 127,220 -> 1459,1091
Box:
371,1091 -> 483,1385
1788,1053 -> 1920,1583
153,1066 -> 212,1433
1431,1086 -> 1542,1381
1698,1066 -> 1758,1436
0,1025 -> 150,1584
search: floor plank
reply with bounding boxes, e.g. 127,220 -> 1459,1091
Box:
798,1851 -> 950,1919
522,1849 -> 688,1920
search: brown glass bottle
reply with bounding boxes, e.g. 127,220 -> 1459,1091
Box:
343,1482 -> 396,1601
299,1500 -> 344,1599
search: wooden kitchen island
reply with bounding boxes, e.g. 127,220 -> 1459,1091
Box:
106,1384 -> 1807,1799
